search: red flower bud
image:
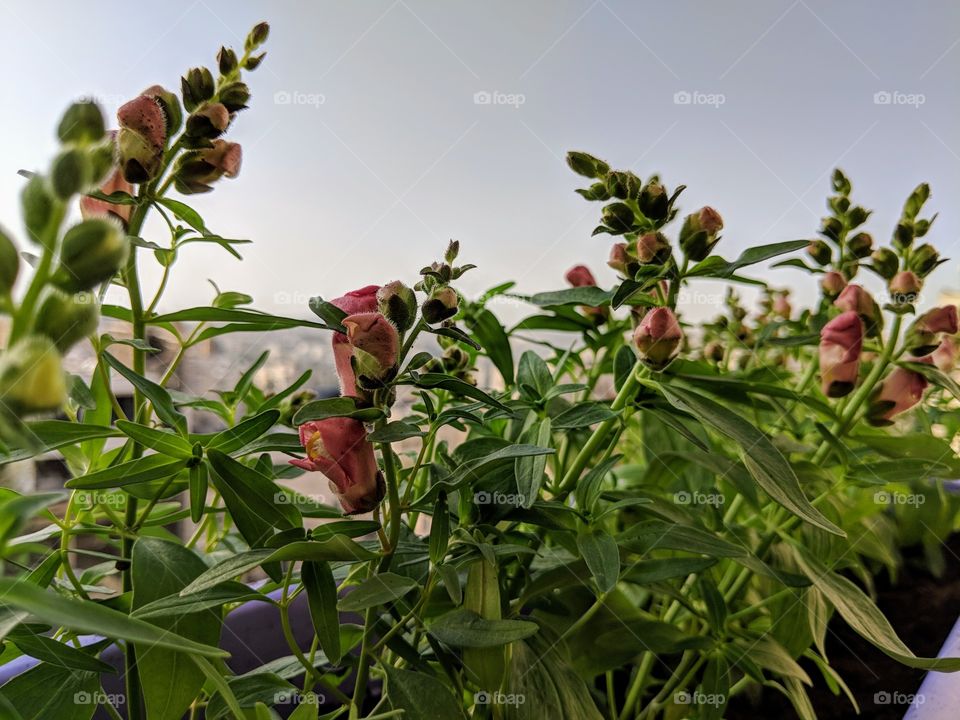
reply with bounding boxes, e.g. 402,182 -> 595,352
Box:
329,286 -> 381,395
290,419 -> 385,514
889,271 -> 921,303
342,312 -> 399,382
565,265 -> 597,288
635,232 -> 671,264
633,307 -> 683,369
118,95 -> 166,150
819,311 -> 863,398
917,305 -> 958,335
820,271 -> 846,298
867,367 -> 927,426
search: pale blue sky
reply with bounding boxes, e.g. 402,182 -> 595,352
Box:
1,1 -> 957,322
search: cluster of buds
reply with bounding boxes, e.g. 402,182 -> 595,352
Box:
564,265 -> 608,325
425,344 -> 476,386
806,169 -> 874,283
416,241 -> 468,324
757,288 -> 792,322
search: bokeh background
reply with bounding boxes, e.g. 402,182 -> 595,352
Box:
0,0 -> 957,325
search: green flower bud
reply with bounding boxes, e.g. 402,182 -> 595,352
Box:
807,239 -> 832,266
605,170 -> 641,200
679,207 -> 723,262
893,221 -> 913,249
246,21 -> 270,51
50,148 -> 92,199
0,336 -> 66,413
218,46 -> 238,75
847,232 -> 873,259
53,219 -> 129,292
21,175 -> 61,248
574,181 -> 611,201
377,281 -> 418,332
87,140 -> 116,186
846,206 -> 871,229
57,101 -> 105,145
181,67 -> 215,112
463,557 -> 504,691
566,151 -> 609,179
910,243 -> 940,277
421,286 -> 459,324
820,216 -> 842,241
185,102 -> 231,140
870,247 -> 898,279
34,288 -> 100,352
218,81 -> 250,113
831,168 -> 851,195
0,227 -> 19,294
600,202 -> 634,234
638,180 -> 668,221
243,53 -> 266,71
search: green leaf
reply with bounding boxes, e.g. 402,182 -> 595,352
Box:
338,573 -> 420,612
65,455 -> 189,490
0,662 -> 98,720
736,636 -> 811,684
10,634 -> 113,673
367,421 -> 425,443
428,609 -> 539,648
412,373 -> 510,412
189,462 -> 207,524
204,671 -> 295,720
552,402 -> 617,430
903,360 -> 960,402
132,537 -> 222,720
383,665 -> 467,720
688,240 -> 809,278
150,307 -> 331,336
133,581 -> 269,619
292,396 -> 386,425
467,308 -> 514,384
207,410 -> 280,454
0,492 -> 64,549
793,546 -> 960,670
515,418 -> 552,509
156,197 -> 211,234
577,527 -> 619,593
0,421 -> 121,465
619,520 -> 747,558
517,351 -> 552,399
182,538 -> 377,595
0,578 -> 227,656
528,287 -> 614,307
301,561 -> 341,664
103,352 -> 187,435
116,420 -> 193,458
660,385 -> 844,536
307,295 -> 347,328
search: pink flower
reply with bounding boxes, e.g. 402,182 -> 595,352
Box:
118,95 -> 167,150
773,294 -> 791,319
290,419 -> 385,514
867,367 -> 928,426
917,306 -> 959,335
931,337 -> 957,372
565,265 -> 597,288
835,284 -> 882,336
342,312 -> 399,382
633,307 -> 683,369
80,163 -> 134,225
607,242 -> 632,275
819,311 -> 863,398
330,286 -> 381,395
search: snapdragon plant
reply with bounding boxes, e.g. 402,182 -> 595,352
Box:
0,23 -> 959,720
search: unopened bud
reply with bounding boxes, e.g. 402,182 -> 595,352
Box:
34,288 -> 100,352
605,170 -> 641,200
21,175 -> 61,248
870,247 -> 898,279
377,281 -> 418,332
601,202 -> 634,233
819,311 -> 863,398
835,284 -> 883,338
172,140 -> 242,194
116,127 -> 162,183
0,336 -> 66,413
847,232 -> 873,259
910,243 -> 940,277
53,219 -> 129,292
807,239 -> 832,266
246,21 -> 270,51
218,46 -> 238,75
893,221 -> 914,249
638,180 -> 669,221
421,287 -> 459,324
566,151 -> 609,179
219,81 -> 251,113
0,227 -> 18,294
57,101 -> 106,145
607,242 -> 637,277
142,85 -> 183,136
50,148 -> 92,199
889,271 -> 921,305
342,312 -> 399,383
820,216 -> 842,241
846,206 -> 871,229
181,67 -> 215,112
633,307 -> 683,370
820,271 -> 846,299
635,232 -> 671,264
679,207 -> 723,262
